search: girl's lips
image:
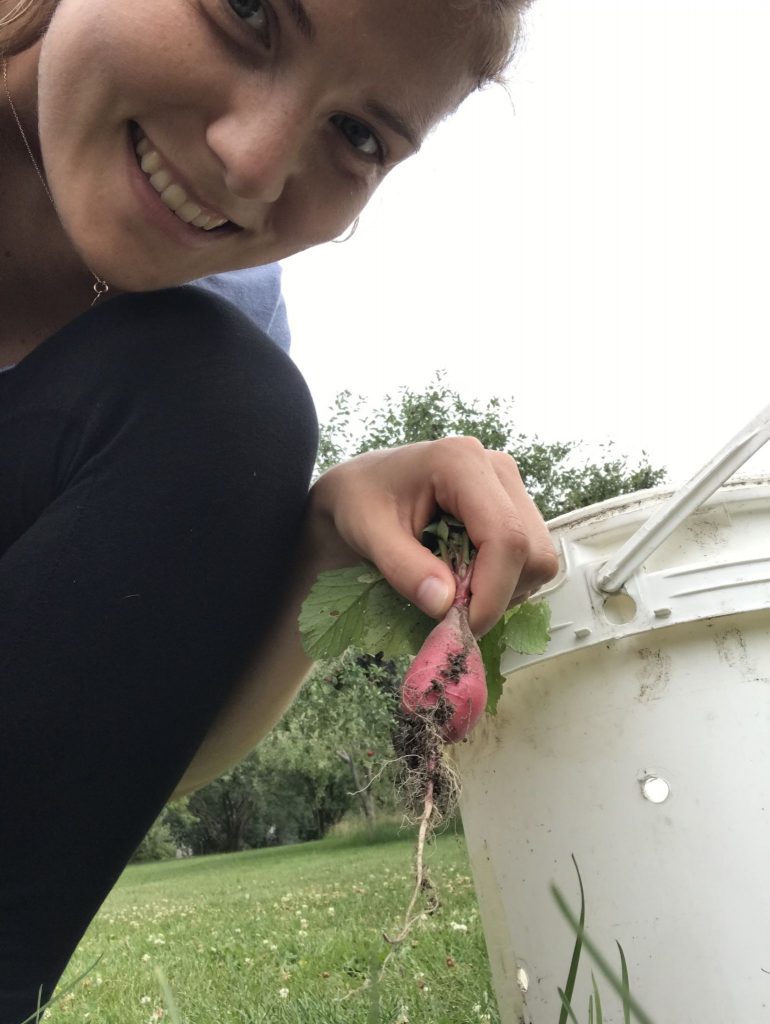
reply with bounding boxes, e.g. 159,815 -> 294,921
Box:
124,122 -> 241,248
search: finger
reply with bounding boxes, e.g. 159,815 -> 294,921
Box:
337,499 -> 457,621
429,440 -> 534,635
487,451 -> 560,603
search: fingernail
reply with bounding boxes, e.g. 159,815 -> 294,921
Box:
416,576 -> 451,618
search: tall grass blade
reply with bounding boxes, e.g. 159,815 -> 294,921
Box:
591,972 -> 604,1024
17,955 -> 105,1024
154,966 -> 183,1024
588,993 -> 594,1024
557,987 -> 582,1024
558,854 -> 586,1024
618,941 -> 631,1024
551,884 -> 657,1024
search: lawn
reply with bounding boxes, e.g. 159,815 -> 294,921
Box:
39,822 -> 501,1024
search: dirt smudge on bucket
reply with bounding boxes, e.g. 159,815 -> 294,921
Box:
711,625 -> 766,684
636,647 -> 672,702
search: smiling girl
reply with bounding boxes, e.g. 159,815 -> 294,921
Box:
0,0 -> 556,1017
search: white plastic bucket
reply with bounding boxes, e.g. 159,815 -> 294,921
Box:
455,407 -> 770,1024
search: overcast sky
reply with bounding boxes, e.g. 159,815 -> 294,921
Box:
282,0 -> 770,491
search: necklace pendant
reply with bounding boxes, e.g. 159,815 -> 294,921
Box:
91,278 -> 110,306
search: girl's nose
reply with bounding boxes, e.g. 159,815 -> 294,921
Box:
207,87 -> 309,205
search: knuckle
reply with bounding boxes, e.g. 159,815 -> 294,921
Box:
436,434 -> 485,457
499,518 -> 532,560
535,547 -> 561,584
490,448 -> 518,469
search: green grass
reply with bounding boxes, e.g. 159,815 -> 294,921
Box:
552,858 -> 656,1024
40,821 -> 500,1024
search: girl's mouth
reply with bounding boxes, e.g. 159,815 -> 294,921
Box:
128,121 -> 242,241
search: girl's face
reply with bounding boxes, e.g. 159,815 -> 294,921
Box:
36,0 -> 484,291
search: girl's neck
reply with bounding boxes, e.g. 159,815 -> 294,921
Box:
0,43 -> 111,363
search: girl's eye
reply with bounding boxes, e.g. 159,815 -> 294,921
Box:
227,0 -> 270,44
330,114 -> 383,161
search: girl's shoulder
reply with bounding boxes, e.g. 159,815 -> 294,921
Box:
192,264 -> 291,353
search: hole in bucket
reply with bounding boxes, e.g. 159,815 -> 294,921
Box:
603,592 -> 637,625
641,775 -> 670,803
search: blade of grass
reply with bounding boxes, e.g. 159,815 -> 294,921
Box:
557,987 -> 582,1024
17,955 -> 105,1024
588,993 -> 594,1024
558,854 -> 586,1024
592,972 -> 604,1024
154,966 -> 183,1024
551,884 -> 657,1024
618,942 -> 631,1024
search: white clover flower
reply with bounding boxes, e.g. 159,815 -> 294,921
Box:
278,987 -> 289,998
140,996 -> 152,1005
141,953 -> 152,963
450,921 -> 468,932
327,907 -> 335,916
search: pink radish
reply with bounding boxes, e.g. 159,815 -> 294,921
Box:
385,521 -> 487,955
400,558 -> 487,743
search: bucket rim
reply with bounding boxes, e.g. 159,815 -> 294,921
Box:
545,474 -> 770,533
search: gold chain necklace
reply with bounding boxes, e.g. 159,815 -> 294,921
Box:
1,53 -> 109,306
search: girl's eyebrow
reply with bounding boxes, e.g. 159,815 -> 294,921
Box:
279,0 -> 315,40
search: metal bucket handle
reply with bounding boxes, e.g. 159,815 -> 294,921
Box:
596,402 -> 770,594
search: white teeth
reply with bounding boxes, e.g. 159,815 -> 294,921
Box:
140,151 -> 162,175
149,170 -> 172,193
133,130 -> 229,232
176,201 -> 202,224
160,183 -> 187,212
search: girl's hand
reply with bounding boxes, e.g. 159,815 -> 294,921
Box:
307,437 -> 560,637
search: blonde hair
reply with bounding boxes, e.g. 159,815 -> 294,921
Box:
2,0 -> 531,82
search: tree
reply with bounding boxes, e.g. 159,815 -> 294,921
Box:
316,372 -> 666,520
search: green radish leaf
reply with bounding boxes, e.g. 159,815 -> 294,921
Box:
363,580 -> 434,659
300,565 -> 433,661
479,618 -> 507,715
299,566 -> 385,659
503,600 -> 551,655
296,565 -> 378,659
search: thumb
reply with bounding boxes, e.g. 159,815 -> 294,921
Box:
367,527 -> 456,621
